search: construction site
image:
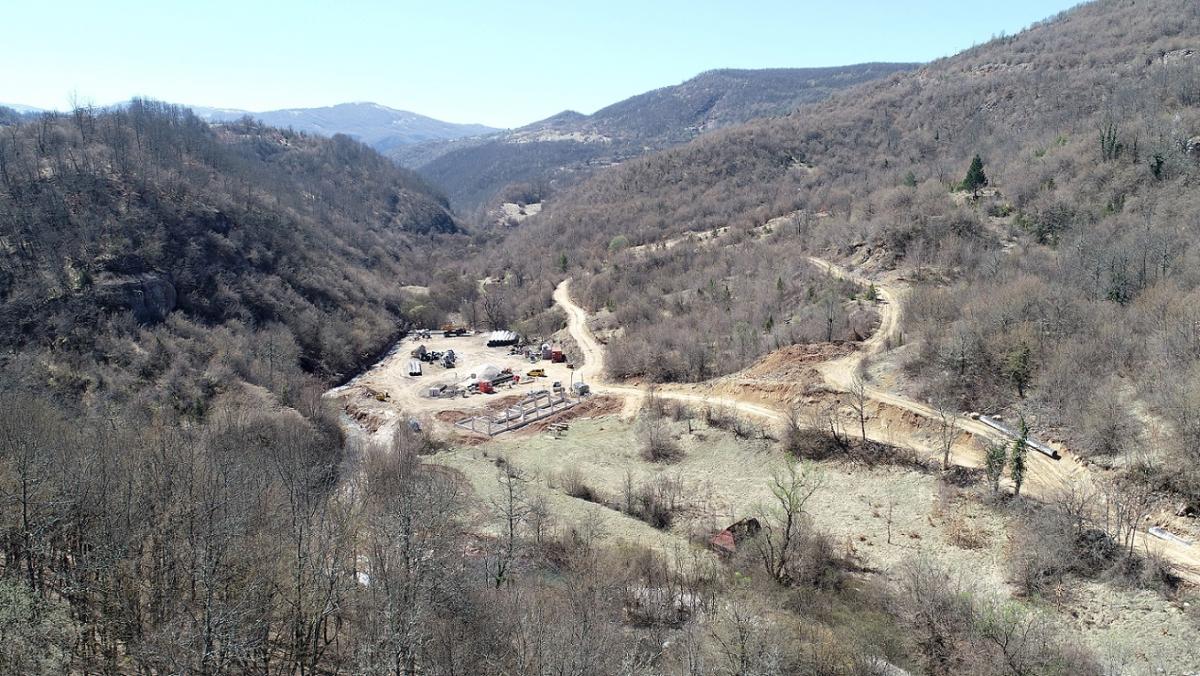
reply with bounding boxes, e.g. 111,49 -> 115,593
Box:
453,387 -> 579,436
326,325 -> 589,439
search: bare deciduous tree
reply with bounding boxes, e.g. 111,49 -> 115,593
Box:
488,464 -> 530,589
935,403 -> 960,470
753,462 -> 825,585
849,374 -> 870,443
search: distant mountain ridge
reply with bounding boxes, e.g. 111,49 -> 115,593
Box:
0,100 -> 496,149
0,102 -> 44,114
191,102 -> 497,149
394,63 -> 919,212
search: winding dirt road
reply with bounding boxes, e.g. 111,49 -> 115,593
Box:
806,257 -> 1091,500
552,280 -> 787,422
553,262 -> 1200,583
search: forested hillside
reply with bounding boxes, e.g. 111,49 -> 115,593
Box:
0,100 -> 470,399
399,64 -> 916,212
492,0 -> 1200,488
0,101 -> 485,672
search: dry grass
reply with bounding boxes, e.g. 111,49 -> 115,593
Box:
431,411 -> 1200,673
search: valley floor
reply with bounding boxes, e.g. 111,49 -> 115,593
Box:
330,255 -> 1200,673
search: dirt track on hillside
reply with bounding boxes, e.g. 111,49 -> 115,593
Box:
554,260 -> 1200,584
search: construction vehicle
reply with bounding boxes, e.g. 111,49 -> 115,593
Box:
527,368 -> 546,378
441,324 -> 468,337
477,380 -> 495,394
550,349 -> 566,363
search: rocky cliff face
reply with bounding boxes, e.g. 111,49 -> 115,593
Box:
94,273 -> 177,324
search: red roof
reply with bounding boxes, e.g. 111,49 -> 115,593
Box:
710,529 -> 736,554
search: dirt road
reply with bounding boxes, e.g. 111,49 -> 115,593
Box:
554,264 -> 1200,583
807,257 -> 1091,499
553,279 -> 789,423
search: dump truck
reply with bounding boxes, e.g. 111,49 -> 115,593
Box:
442,324 -> 468,337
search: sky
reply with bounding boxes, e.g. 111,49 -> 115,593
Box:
2,0 -> 1082,128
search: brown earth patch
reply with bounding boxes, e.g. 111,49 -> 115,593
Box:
735,342 -> 857,381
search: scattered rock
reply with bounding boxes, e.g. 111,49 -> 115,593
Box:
1187,137 -> 1200,162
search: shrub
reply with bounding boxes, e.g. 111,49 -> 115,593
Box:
638,416 -> 685,463
617,474 -> 689,530
558,467 -> 603,503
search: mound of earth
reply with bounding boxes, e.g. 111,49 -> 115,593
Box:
733,342 -> 857,382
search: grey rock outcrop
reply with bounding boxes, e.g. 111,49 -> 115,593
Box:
94,273 -> 177,323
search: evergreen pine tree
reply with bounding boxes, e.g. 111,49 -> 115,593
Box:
1009,418 -> 1029,497
962,154 -> 988,197
1006,342 -> 1033,398
984,442 -> 1007,494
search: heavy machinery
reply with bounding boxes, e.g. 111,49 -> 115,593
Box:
526,368 -> 546,378
442,349 -> 456,368
442,324 -> 468,337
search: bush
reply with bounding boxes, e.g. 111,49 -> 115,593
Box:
784,426 -> 843,460
638,416 -> 685,463
558,467 -> 603,503
1007,504 -> 1179,596
619,475 -> 686,528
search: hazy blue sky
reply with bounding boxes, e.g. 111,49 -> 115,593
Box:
3,0 -> 1081,128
